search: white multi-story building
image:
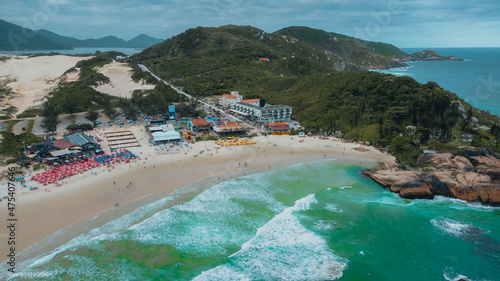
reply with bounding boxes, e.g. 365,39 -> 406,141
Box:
232,101 -> 293,123
219,91 -> 242,108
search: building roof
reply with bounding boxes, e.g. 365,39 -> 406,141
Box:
152,131 -> 181,142
242,99 -> 260,103
52,140 -> 76,149
221,94 -> 237,99
268,124 -> 290,131
267,122 -> 287,126
259,58 -> 270,61
27,143 -> 59,154
65,132 -> 97,146
191,118 -> 209,126
235,102 -> 292,111
50,149 -> 74,157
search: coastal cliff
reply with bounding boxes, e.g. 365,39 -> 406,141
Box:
364,154 -> 500,206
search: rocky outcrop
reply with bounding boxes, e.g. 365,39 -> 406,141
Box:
409,49 -> 463,61
365,154 -> 500,206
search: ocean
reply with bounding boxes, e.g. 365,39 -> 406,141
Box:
377,48 -> 500,116
0,47 -> 142,56
2,160 -> 499,280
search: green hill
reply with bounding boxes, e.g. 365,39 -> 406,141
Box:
129,25 -> 415,97
132,25 -> 409,76
130,25 -> 499,165
0,19 -> 72,51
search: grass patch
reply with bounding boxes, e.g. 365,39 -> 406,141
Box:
17,107 -> 43,118
0,106 -> 17,119
4,120 -> 20,133
27,120 -> 35,132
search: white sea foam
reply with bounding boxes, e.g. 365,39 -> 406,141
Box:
291,193 -> 318,211
128,179 -> 285,256
194,194 -> 348,281
324,203 -> 343,213
432,196 -> 498,212
338,185 -> 352,190
364,192 -> 415,207
1,196 -> 174,279
443,267 -> 471,281
431,218 -> 480,238
314,220 -> 336,231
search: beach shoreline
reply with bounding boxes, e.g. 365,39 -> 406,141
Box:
1,135 -> 393,264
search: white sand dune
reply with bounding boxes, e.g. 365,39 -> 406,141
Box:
0,55 -> 87,116
94,61 -> 155,98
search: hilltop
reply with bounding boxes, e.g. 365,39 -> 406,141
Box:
0,19 -> 163,51
410,49 -> 463,61
0,19 -> 72,51
36,29 -> 164,48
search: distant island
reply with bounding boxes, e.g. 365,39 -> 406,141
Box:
409,49 -> 463,61
0,18 -> 163,51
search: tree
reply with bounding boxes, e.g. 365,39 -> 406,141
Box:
389,136 -> 410,155
42,113 -> 58,132
462,107 -> 473,131
85,109 -> 100,126
61,99 -> 78,115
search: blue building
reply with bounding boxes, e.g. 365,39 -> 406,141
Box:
169,105 -> 176,121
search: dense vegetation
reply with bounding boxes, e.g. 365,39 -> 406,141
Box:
128,82 -> 180,116
129,25 -> 413,98
0,132 -> 42,158
130,25 -> 500,166
43,52 -> 126,115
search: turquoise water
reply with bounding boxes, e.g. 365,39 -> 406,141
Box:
2,160 -> 500,280
377,48 -> 500,116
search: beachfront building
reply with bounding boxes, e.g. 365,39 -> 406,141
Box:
267,122 -> 291,135
52,140 -> 77,150
232,101 -> 293,123
64,132 -> 102,154
188,118 -> 210,132
148,124 -> 182,145
219,91 -> 242,109
26,142 -> 60,157
213,121 -> 246,134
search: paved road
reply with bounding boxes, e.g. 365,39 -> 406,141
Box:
33,118 -> 44,135
12,120 -> 30,134
138,64 -> 241,122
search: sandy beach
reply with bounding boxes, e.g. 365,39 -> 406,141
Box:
0,135 -> 393,263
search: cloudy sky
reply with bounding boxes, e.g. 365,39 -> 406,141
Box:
2,0 -> 499,47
